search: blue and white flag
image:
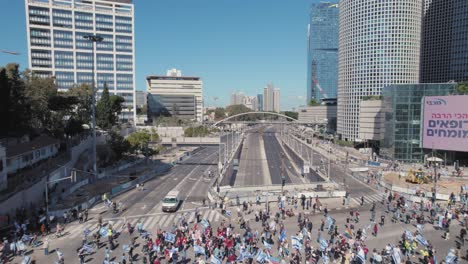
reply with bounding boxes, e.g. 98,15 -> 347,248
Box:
392,249 -> 402,264
194,245 -> 206,255
321,252 -> 329,264
445,251 -> 457,264
21,256 -> 31,264
415,234 -> 429,246
84,228 -> 91,236
438,216 -> 444,228
416,224 -> 424,233
291,236 -> 302,250
225,210 -> 232,218
21,235 -> 33,242
326,216 -> 334,232
122,245 -> 130,252
405,230 -> 413,241
356,248 -> 366,264
263,240 -> 272,250
279,229 -> 287,242
210,255 -> 222,264
152,244 -> 160,253
164,232 -> 176,244
99,227 -> 109,237
256,250 -> 268,263
82,244 -> 94,254
319,238 -> 328,251
201,219 -> 210,229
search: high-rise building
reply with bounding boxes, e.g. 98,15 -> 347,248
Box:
146,69 -> 203,122
25,0 -> 136,122
230,92 -> 245,106
242,96 -> 258,111
420,0 -> 468,83
337,0 -> 423,141
263,83 -> 275,112
307,2 -> 338,103
257,94 -> 263,111
273,89 -> 280,113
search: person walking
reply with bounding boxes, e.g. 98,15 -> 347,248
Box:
43,237 -> 49,256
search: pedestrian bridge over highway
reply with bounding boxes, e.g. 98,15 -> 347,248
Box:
160,136 -> 220,146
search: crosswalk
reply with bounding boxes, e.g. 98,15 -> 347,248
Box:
61,209 -> 225,240
350,193 -> 386,206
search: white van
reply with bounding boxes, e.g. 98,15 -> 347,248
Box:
162,191 -> 181,212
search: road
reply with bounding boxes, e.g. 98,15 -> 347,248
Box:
234,131 -> 271,186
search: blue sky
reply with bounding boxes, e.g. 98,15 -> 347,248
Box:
0,0 -> 320,110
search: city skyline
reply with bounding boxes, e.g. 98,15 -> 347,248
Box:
0,0 -> 324,110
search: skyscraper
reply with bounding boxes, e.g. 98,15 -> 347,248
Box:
307,2 -> 338,103
25,0 -> 136,122
273,89 -> 280,113
257,94 -> 263,112
420,0 -> 468,83
337,0 -> 423,141
263,83 -> 274,112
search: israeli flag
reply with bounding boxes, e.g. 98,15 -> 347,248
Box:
279,229 -> 287,242
263,240 -> 272,250
356,248 -> 365,264
256,251 -> 267,263
165,232 -> 176,244
445,251 -> 457,264
319,238 -> 328,251
392,249 -> 402,264
321,252 -> 329,264
122,245 -> 130,252
225,210 -> 232,218
415,234 -> 429,246
210,255 -> 222,264
82,244 -> 94,254
326,216 -> 334,232
201,219 -> 210,229
194,245 -> 206,255
99,227 -> 109,237
21,234 -> 32,242
405,230 -> 413,241
291,236 -> 303,250
416,224 -> 424,233
21,256 -> 31,264
152,244 -> 160,253
84,228 -> 91,236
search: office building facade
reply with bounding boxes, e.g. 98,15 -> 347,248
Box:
307,2 -> 338,103
25,0 -> 136,122
257,94 -> 263,112
381,83 -> 457,162
337,0 -> 423,141
420,0 -> 468,83
263,83 -> 280,112
146,69 -> 203,122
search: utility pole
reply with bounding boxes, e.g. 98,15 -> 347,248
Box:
84,35 -> 103,181
328,151 -> 331,181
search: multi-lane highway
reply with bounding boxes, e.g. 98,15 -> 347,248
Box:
234,131 -> 271,186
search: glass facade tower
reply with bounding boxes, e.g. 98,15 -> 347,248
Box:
420,0 -> 468,83
337,0 -> 423,142
25,0 -> 136,122
381,84 -> 457,163
307,2 -> 338,103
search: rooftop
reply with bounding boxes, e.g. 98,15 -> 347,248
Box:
146,75 -> 201,81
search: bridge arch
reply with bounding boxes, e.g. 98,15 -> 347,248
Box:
211,111 -> 298,127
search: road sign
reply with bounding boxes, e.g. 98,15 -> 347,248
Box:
303,165 -> 310,174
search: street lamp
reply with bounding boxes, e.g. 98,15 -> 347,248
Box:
83,35 -> 103,181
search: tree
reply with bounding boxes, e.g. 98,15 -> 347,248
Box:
283,111 -> 298,121
126,130 -> 158,156
308,99 -> 320,106
96,83 -> 115,130
458,82 -> 468,95
107,130 -> 131,161
214,107 -> 226,120
1,63 -> 31,135
0,69 -> 9,136
67,83 -> 93,125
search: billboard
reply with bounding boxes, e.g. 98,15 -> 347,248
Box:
422,95 -> 468,152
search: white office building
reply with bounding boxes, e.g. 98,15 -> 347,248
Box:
25,0 -> 136,122
263,83 -> 280,112
146,69 -> 203,122
337,0 -> 422,141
